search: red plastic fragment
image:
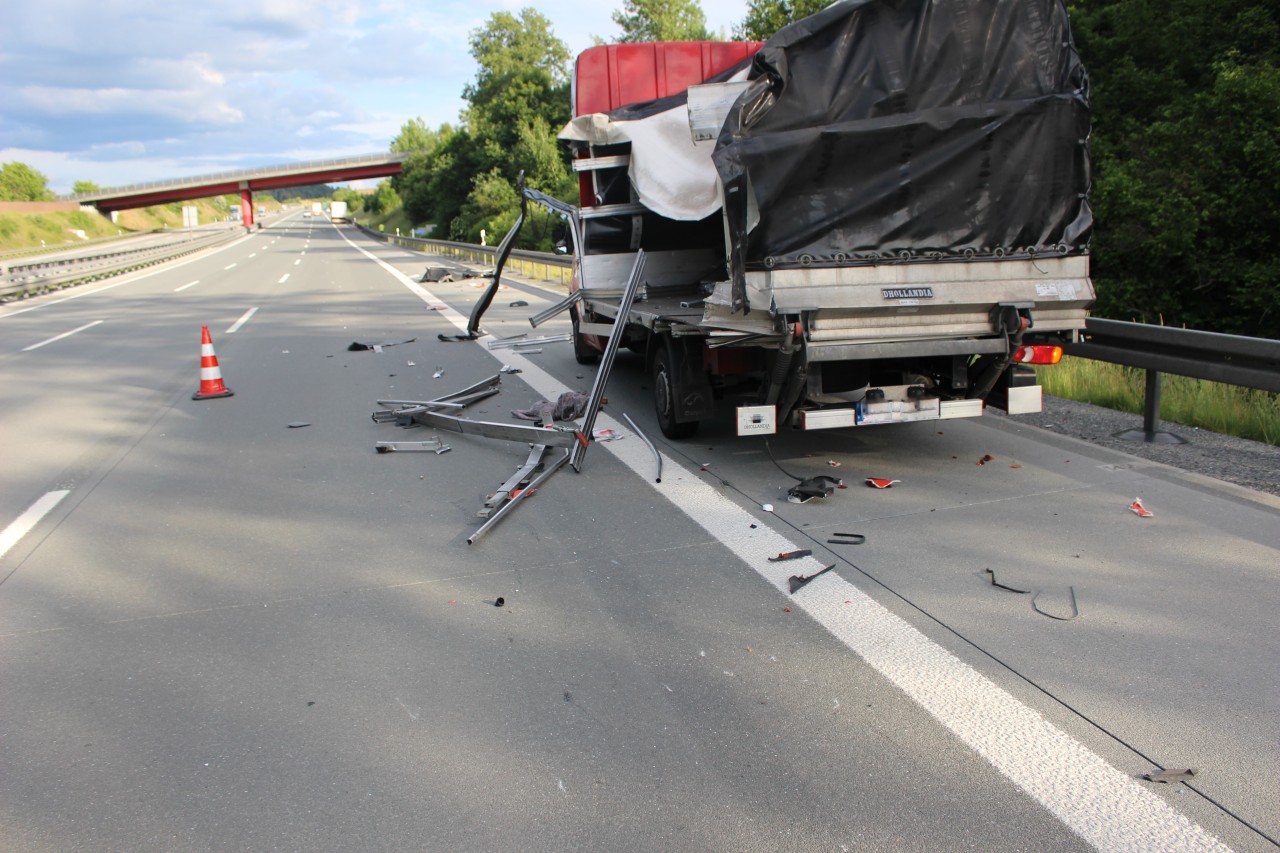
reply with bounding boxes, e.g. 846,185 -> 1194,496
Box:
1129,498 -> 1153,517
865,478 -> 900,489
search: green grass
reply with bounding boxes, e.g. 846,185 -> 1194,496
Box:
1037,356 -> 1280,446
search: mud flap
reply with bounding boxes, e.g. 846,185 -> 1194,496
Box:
670,338 -> 715,424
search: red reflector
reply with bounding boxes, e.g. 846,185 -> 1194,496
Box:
1013,345 -> 1063,365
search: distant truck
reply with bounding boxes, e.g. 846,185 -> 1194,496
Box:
311,202 -> 323,218
544,0 -> 1093,439
330,200 -> 348,223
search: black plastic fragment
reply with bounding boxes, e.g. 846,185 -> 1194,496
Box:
287,422 -> 311,429
827,532 -> 865,545
1141,768 -> 1197,784
788,564 -> 836,594
494,597 -> 505,608
348,337 -> 415,351
985,568 -> 1030,594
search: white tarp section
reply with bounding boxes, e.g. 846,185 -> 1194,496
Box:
559,70 -> 749,222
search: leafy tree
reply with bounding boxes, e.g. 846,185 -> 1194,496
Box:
362,180 -> 400,217
0,162 -> 54,201
1069,0 -> 1280,337
611,0 -> 711,42
466,10 -> 569,92
72,180 -> 101,194
733,0 -> 829,40
333,187 -> 363,213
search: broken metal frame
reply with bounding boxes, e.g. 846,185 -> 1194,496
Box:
569,250 -> 646,473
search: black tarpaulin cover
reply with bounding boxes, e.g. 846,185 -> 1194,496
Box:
712,0 -> 1091,305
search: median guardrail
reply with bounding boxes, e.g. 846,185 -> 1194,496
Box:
1,228 -> 244,303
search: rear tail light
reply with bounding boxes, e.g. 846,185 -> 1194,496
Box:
1012,344 -> 1063,365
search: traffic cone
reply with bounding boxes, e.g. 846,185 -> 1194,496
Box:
193,325 -> 234,400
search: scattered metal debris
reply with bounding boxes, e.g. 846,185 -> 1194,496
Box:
789,564 -> 836,594
375,438 -> 450,454
1141,768 -> 1197,784
985,568 -> 1030,594
622,412 -> 661,483
768,549 -> 812,562
488,333 -> 572,350
348,337 -> 415,352
1031,586 -> 1080,620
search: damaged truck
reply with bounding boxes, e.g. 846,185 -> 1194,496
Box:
530,0 -> 1093,439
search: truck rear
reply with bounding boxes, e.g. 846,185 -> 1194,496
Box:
551,0 -> 1093,439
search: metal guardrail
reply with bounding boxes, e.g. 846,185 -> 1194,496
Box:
357,223 -> 1279,442
355,225 -> 575,287
0,228 -> 244,302
1065,318 -> 1280,441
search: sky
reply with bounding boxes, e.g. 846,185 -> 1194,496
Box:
0,0 -> 752,195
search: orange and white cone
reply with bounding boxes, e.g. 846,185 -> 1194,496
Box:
193,325 -> 234,400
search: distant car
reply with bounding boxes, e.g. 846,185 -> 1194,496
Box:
303,211 -> 311,218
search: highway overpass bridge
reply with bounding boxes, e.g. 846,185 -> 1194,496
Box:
62,152 -> 409,228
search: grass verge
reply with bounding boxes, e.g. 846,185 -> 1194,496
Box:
1037,357 -> 1279,446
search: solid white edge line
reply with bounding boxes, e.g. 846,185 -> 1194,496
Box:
174,280 -> 199,292
21,320 -> 105,352
224,263 -> 237,270
225,307 -> 258,334
339,230 -> 1232,853
0,491 -> 70,560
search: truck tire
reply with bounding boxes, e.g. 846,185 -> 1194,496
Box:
570,306 -> 600,365
652,342 -> 699,439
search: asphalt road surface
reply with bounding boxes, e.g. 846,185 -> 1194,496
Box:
2,216 -> 1277,852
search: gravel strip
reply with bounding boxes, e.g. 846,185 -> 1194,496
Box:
1000,396 -> 1280,499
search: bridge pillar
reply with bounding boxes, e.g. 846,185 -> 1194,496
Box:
239,187 -> 254,228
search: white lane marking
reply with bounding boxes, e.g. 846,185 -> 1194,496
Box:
224,263 -> 237,270
225,307 -> 258,334
294,259 -> 301,266
338,228 -> 1234,852
174,280 -> 200,292
21,320 -> 104,352
249,253 -> 257,258
0,491 -> 70,560
277,274 -> 290,284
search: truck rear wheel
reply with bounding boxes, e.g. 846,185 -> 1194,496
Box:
652,343 -> 699,439
570,307 -> 600,365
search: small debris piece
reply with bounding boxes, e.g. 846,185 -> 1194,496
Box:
827,532 -> 866,545
985,568 -> 1030,594
1129,497 -> 1153,517
788,564 -> 836,594
1031,586 -> 1080,620
348,337 -> 415,352
1010,464 -> 1022,469
433,368 -> 444,378
976,453 -> 995,465
762,503 -> 774,512
499,364 -> 522,374
1141,768 -> 1197,784
287,422 -> 311,429
407,360 -> 416,366
494,597 -> 505,608
865,478 -> 900,489
593,428 -> 622,441
788,475 -> 842,503
509,300 -> 529,307
827,460 -> 841,468
782,607 -> 791,612
768,549 -> 813,562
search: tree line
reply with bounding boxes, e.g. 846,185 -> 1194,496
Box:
387,0 -> 1277,339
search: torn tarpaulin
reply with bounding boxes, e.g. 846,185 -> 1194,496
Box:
348,338 -> 415,352
512,391 -> 591,424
